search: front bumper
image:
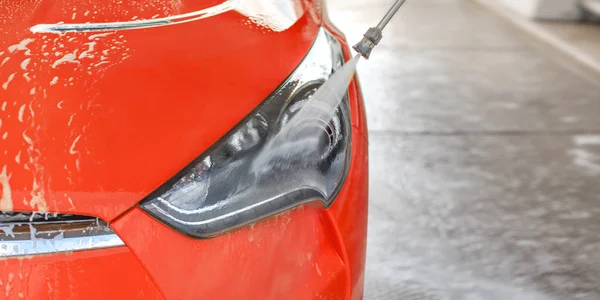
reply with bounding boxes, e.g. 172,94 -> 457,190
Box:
0,78 -> 368,300
0,247 -> 165,299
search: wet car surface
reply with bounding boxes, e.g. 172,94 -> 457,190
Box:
0,0 -> 368,298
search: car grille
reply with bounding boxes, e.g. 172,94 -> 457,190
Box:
0,212 -> 124,257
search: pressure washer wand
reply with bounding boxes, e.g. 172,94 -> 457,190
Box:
353,0 -> 407,59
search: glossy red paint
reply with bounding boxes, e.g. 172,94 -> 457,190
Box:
1,0 -> 369,299
111,129 -> 368,299
0,0 -> 321,220
0,247 -> 165,299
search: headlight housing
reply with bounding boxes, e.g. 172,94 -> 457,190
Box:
141,28 -> 352,238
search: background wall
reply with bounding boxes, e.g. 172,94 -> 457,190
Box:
494,0 -> 582,20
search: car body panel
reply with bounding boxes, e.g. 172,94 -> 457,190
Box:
0,247 -> 165,300
1,1 -> 368,299
111,129 -> 368,299
0,0 -> 321,221
0,112 -> 367,300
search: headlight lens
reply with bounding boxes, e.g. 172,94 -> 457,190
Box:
141,28 -> 352,238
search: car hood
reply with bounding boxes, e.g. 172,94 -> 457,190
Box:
0,0 -> 323,221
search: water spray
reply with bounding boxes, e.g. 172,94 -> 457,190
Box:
281,0 -> 409,132
252,0 -> 408,172
288,0 -> 409,128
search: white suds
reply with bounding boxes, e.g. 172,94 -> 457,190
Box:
78,42 -> 96,59
8,38 -> 35,54
52,52 -> 79,68
88,32 -> 113,40
18,104 -> 26,122
0,165 -> 13,211
22,131 -> 33,145
20,58 -> 31,70
2,73 -> 16,90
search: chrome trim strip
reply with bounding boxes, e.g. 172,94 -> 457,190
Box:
30,0 -> 303,33
0,234 -> 125,258
30,1 -> 233,33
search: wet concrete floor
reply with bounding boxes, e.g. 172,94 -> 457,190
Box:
327,0 -> 600,298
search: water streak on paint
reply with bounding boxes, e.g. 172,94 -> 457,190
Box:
52,52 -> 79,68
21,128 -> 48,212
67,114 -> 75,127
20,58 -> 30,71
17,104 -> 26,122
78,42 -> 96,59
2,73 -> 16,90
0,166 -> 12,211
4,273 -> 13,297
1,25 -> 130,216
29,178 -> 47,212
66,196 -> 75,210
8,38 -> 34,54
22,132 -> 32,145
69,135 -> 82,155
88,32 -> 114,39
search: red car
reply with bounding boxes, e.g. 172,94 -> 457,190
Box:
0,0 -> 368,299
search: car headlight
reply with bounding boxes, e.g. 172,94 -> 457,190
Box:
141,28 -> 352,238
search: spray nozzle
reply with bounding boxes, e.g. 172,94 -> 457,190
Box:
353,0 -> 408,59
353,27 -> 383,59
